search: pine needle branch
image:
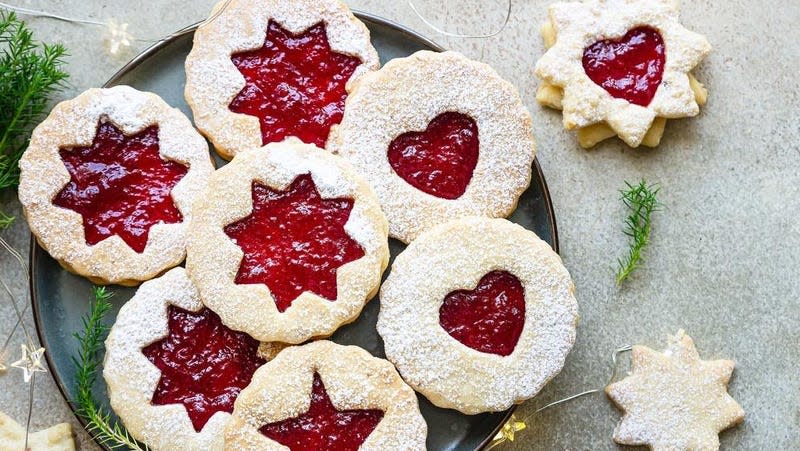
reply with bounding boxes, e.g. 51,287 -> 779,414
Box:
0,12 -> 69,222
616,180 -> 661,285
72,286 -> 149,450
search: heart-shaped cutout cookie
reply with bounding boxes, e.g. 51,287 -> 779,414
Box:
582,26 -> 666,107
387,112 -> 478,200
439,270 -> 525,356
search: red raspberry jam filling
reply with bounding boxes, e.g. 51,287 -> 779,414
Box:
224,174 -> 364,312
439,270 -> 525,357
52,121 -> 187,253
582,27 -> 666,107
387,112 -> 479,200
261,372 -> 384,450
142,306 -> 265,432
229,21 -> 362,148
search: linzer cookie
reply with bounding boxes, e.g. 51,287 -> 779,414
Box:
330,51 -> 536,243
534,0 -> 711,148
224,340 -> 427,450
186,138 -> 389,344
18,86 -> 213,285
377,217 -> 578,414
104,267 -> 271,451
184,0 -> 379,159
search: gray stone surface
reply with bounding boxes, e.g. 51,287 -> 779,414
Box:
0,0 -> 798,449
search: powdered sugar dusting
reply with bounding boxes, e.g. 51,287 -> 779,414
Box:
329,50 -> 536,243
186,138 -> 389,344
184,0 -> 380,159
224,340 -> 427,450
377,217 -> 578,414
18,86 -> 214,286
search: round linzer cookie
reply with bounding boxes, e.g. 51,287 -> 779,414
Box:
184,0 -> 379,159
377,217 -> 578,414
18,86 -> 214,286
330,50 -> 536,243
224,340 -> 427,450
104,267 -> 271,451
186,138 -> 389,344
534,0 -> 712,148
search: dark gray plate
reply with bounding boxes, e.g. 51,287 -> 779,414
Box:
31,12 -> 558,451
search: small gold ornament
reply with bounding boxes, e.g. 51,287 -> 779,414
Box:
492,413 -> 527,444
10,343 -> 46,383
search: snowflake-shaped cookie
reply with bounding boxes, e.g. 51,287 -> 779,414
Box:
535,0 -> 711,148
606,330 -> 744,450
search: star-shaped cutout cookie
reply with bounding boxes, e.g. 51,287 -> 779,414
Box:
534,0 -> 711,147
0,411 -> 75,451
606,330 -> 744,450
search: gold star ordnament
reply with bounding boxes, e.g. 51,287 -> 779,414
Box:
11,343 -> 47,383
492,414 -> 527,443
606,330 -> 745,450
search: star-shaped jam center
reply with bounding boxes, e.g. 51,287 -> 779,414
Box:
53,120 -> 188,253
260,372 -> 384,450
229,20 -> 362,148
224,174 -> 364,312
142,306 -> 265,432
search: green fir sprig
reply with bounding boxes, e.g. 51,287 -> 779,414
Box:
0,12 -> 69,221
72,286 -> 149,450
616,180 -> 661,285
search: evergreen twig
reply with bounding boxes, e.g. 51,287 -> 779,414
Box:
72,286 -> 149,450
616,180 -> 661,285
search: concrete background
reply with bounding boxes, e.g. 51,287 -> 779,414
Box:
0,0 -> 798,449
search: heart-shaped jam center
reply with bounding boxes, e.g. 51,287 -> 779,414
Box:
53,120 -> 188,253
229,21 -> 362,148
439,270 -> 525,356
387,112 -> 479,200
224,174 -> 365,312
143,306 -> 265,432
582,27 -> 666,107
261,372 -> 384,451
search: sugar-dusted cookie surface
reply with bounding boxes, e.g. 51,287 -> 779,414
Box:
606,330 -> 745,450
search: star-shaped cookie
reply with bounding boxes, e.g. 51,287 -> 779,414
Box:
606,330 -> 744,450
0,412 -> 75,451
534,0 -> 712,148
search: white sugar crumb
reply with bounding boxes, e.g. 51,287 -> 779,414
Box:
377,217 -> 579,414
330,50 -> 537,243
18,86 -> 214,285
186,139 -> 389,344
225,341 -> 427,450
184,0 -> 380,159
103,268 -> 228,451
